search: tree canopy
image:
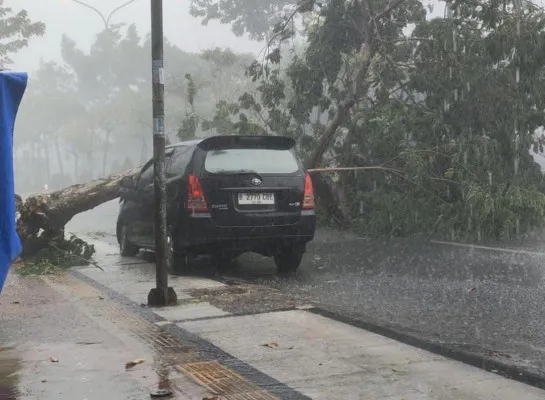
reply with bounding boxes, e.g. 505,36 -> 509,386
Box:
189,0 -> 293,40
0,1 -> 45,68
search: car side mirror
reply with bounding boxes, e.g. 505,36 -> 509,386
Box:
120,176 -> 135,189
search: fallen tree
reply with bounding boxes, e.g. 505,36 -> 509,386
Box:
12,165 -> 347,267
16,168 -> 139,264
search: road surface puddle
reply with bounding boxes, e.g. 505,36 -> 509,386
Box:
0,345 -> 21,399
0,341 -> 208,399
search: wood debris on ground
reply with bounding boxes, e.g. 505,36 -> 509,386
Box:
125,358 -> 145,369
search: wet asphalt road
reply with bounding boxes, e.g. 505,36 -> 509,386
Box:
68,201 -> 545,380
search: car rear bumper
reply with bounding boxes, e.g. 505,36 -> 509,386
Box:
173,210 -> 316,254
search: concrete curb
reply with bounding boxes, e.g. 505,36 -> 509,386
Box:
307,307 -> 545,391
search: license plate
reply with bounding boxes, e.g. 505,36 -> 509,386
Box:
238,193 -> 275,205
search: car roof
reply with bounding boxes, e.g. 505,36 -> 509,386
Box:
166,135 -> 295,151
166,138 -> 203,149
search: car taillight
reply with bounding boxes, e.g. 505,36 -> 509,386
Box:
302,173 -> 315,210
186,174 -> 208,213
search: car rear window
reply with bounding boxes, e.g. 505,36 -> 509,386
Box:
204,148 -> 300,174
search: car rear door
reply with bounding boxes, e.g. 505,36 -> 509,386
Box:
136,149 -> 176,247
127,160 -> 155,247
165,145 -> 195,222
195,136 -> 305,227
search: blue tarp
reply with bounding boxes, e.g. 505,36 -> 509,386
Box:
0,72 -> 27,293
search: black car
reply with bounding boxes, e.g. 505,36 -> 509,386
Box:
117,135 -> 316,274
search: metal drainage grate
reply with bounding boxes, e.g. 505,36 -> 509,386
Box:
177,361 -> 278,399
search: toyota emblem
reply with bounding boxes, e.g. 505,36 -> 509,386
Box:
251,178 -> 262,186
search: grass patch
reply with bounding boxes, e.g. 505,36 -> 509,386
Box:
16,261 -> 63,276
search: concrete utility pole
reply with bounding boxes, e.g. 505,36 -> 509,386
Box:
147,0 -> 177,307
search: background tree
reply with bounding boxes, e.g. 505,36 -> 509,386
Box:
60,24 -> 149,178
14,22 -> 255,191
199,47 -> 255,104
14,61 -> 84,192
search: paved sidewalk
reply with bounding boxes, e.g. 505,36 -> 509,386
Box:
71,238 -> 545,400
0,272 -> 210,399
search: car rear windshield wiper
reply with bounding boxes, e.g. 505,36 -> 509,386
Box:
212,169 -> 264,181
214,169 -> 261,175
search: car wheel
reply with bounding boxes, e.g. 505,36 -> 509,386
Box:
274,246 -> 304,274
119,224 -> 139,257
211,254 -> 234,274
166,233 -> 189,275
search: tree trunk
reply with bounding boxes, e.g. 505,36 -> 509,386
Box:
303,0 -> 409,222
55,135 -> 64,176
73,154 -> 79,183
140,133 -> 148,165
102,130 -> 112,176
43,135 -> 51,185
305,39 -> 376,169
16,168 -> 139,258
311,173 -> 350,227
302,42 -> 374,226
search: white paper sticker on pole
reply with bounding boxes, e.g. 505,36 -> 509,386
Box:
154,118 -> 164,135
158,68 -> 164,84
152,60 -> 164,84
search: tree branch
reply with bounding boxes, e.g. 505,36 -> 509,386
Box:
388,37 -> 434,44
308,166 -> 404,174
358,0 -> 372,39
260,0 -> 315,58
306,42 -> 375,169
306,0 -> 410,169
374,0 -> 408,21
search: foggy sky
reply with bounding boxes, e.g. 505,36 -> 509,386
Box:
9,0 -> 264,73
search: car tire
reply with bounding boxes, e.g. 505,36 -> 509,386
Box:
119,224 -> 139,257
274,246 -> 304,274
211,254 -> 234,274
166,232 -> 190,275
